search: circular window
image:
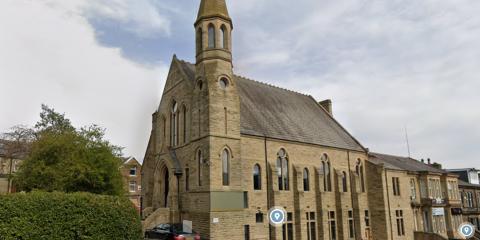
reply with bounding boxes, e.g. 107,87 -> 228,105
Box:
219,78 -> 229,89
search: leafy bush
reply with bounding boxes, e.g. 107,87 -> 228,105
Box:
0,191 -> 142,240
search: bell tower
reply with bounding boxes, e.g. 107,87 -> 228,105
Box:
193,0 -> 239,138
195,0 -> 233,65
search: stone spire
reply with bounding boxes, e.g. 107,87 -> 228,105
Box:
196,0 -> 231,24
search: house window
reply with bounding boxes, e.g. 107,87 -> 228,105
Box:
170,101 -> 179,146
185,168 -> 190,191
466,192 -> 474,208
282,212 -> 294,240
392,177 -> 401,196
396,210 -> 405,236
244,225 -> 250,240
197,150 -> 203,186
255,212 -> 264,223
129,181 -> 136,193
328,211 -> 337,240
410,179 -> 417,199
208,24 -> 215,48
365,210 -> 370,227
277,149 -> 289,191
303,168 -> 310,191
129,167 -> 137,176
253,164 -> 261,190
342,172 -> 348,192
222,149 -> 230,186
306,212 -> 316,240
348,210 -> 355,239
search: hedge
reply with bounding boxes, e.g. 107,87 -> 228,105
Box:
0,191 -> 142,240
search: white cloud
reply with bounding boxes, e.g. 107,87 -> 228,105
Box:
231,0 -> 480,168
85,0 -> 171,38
0,0 -> 168,160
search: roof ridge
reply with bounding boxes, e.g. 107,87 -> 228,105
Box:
177,58 -> 309,97
235,74 -> 309,97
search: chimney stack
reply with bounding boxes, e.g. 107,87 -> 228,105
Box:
319,99 -> 333,115
421,159 -> 425,163
427,158 -> 431,165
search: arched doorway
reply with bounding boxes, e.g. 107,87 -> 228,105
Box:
163,167 -> 169,208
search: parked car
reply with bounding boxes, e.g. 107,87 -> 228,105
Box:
145,223 -> 202,240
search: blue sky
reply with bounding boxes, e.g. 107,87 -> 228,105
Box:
1,0 -> 479,168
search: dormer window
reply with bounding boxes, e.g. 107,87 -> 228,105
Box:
130,167 -> 137,176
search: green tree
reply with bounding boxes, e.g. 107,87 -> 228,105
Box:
12,105 -> 124,196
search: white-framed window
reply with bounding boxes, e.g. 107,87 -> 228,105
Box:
410,178 -> 417,199
129,181 -> 136,192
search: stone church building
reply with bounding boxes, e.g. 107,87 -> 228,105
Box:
142,1 -> 466,239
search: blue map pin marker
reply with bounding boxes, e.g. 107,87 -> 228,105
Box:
459,223 -> 475,238
268,207 -> 286,227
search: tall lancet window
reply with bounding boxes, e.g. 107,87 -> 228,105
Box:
196,28 -> 203,54
321,154 -> 332,192
220,25 -> 228,49
197,149 -> 203,186
222,149 -> 230,186
208,24 -> 215,48
277,149 -> 289,191
170,101 -> 179,146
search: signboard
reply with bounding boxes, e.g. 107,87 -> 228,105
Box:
432,208 -> 445,216
183,220 -> 192,234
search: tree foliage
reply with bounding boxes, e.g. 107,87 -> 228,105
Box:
0,191 -> 142,240
11,105 -> 124,196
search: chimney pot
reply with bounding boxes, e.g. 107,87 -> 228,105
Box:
427,158 -> 431,164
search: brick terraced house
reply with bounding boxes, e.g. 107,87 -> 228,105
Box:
120,157 -> 142,210
141,1 -> 468,239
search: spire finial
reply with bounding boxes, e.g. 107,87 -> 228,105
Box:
196,0 -> 231,24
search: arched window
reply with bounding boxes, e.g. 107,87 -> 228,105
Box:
182,105 -> 187,143
196,28 -> 203,54
197,150 -> 203,186
220,25 -> 228,49
253,164 -> 261,190
170,101 -> 179,146
303,168 -> 310,191
357,160 -> 365,192
322,154 -> 332,192
208,24 -> 215,48
222,149 -> 230,186
342,171 -> 348,192
277,149 -> 289,191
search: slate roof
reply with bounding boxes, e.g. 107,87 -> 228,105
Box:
458,180 -> 480,188
176,59 -> 365,152
369,152 -> 446,174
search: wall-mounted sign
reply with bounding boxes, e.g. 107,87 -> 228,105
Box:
432,208 -> 445,216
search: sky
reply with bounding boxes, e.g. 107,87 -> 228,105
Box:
1,0 -> 479,168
